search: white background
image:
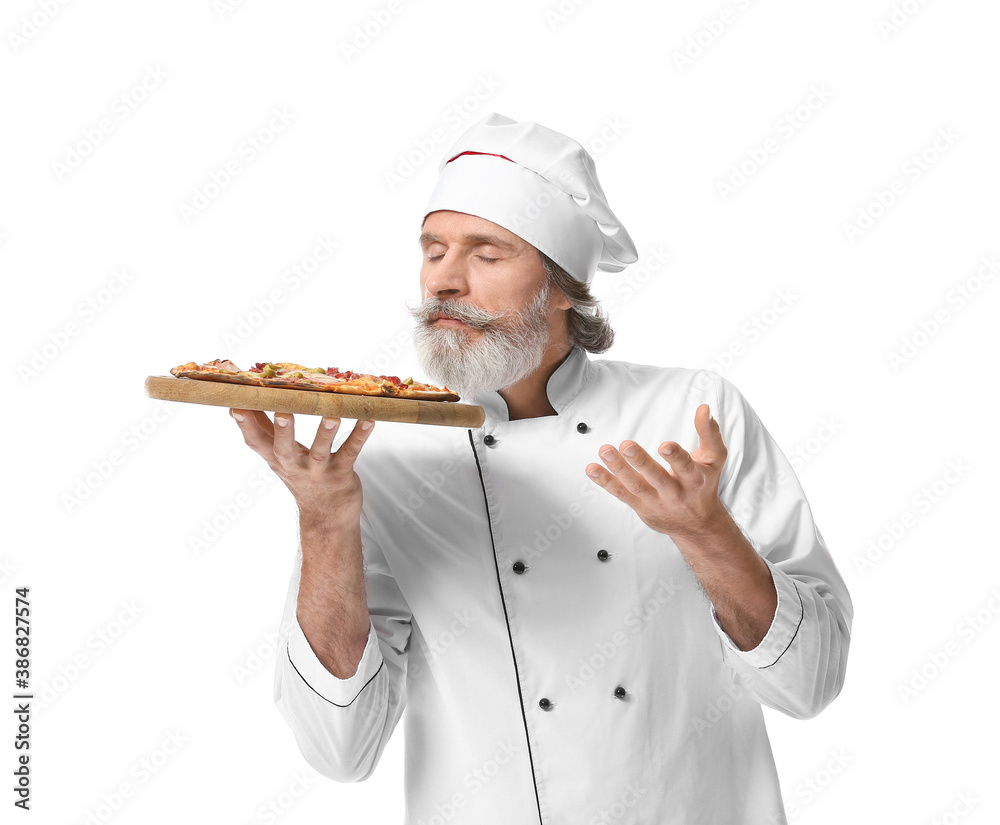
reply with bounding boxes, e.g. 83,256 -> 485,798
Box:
3,0 -> 998,822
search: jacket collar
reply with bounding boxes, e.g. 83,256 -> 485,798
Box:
471,346 -> 593,425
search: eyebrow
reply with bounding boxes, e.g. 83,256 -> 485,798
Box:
418,231 -> 519,251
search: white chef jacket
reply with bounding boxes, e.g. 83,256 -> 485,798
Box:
272,346 -> 853,825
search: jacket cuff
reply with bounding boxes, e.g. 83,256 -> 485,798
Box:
286,616 -> 384,707
711,560 -> 804,669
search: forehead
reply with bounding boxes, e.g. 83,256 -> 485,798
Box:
420,210 -> 528,249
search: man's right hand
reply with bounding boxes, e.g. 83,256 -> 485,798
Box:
229,408 -> 376,679
228,409 -> 375,523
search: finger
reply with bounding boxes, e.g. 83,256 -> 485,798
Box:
658,441 -> 696,477
619,440 -> 678,492
250,409 -> 276,438
308,417 -> 342,463
598,445 -> 652,498
230,408 -> 276,461
271,413 -> 300,462
585,462 -> 638,505
693,404 -> 726,465
621,441 -> 677,490
334,419 -> 375,466
230,408 -> 276,437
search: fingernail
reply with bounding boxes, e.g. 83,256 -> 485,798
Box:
600,449 -> 614,462
233,412 -> 244,422
622,443 -> 636,457
275,418 -> 288,428
587,466 -> 599,477
323,419 -> 336,429
663,445 -> 674,455
361,420 -> 373,430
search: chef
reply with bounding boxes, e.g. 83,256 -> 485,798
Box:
232,112 -> 853,824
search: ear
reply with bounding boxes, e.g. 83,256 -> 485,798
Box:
551,288 -> 573,312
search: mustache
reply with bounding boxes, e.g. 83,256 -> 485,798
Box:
406,297 -> 509,330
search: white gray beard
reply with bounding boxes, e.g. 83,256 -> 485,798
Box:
410,280 -> 552,400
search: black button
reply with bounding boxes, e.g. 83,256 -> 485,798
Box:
576,422 -> 589,433
512,561 -> 526,574
538,698 -> 552,710
597,549 -> 610,562
614,686 -> 627,699
483,434 -> 496,446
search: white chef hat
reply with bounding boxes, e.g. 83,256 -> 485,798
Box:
423,112 -> 638,284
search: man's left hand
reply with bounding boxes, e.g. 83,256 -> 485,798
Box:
586,404 -> 730,540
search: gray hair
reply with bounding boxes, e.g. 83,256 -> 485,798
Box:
538,252 -> 615,354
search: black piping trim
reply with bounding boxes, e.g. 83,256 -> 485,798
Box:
468,428 -> 544,825
286,645 -> 385,708
760,579 -> 804,670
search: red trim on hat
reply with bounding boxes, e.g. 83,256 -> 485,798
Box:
446,150 -> 515,164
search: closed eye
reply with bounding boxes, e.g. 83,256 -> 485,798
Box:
424,254 -> 499,264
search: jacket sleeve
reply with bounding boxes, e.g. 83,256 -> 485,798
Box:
272,506 -> 411,780
709,372 -> 853,720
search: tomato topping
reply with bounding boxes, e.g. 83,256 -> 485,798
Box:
325,367 -> 362,380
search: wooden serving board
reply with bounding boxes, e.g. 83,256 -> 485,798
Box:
145,376 -> 485,428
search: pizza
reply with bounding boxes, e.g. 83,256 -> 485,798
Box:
169,359 -> 461,402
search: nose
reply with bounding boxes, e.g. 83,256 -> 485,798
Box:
422,249 -> 471,301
